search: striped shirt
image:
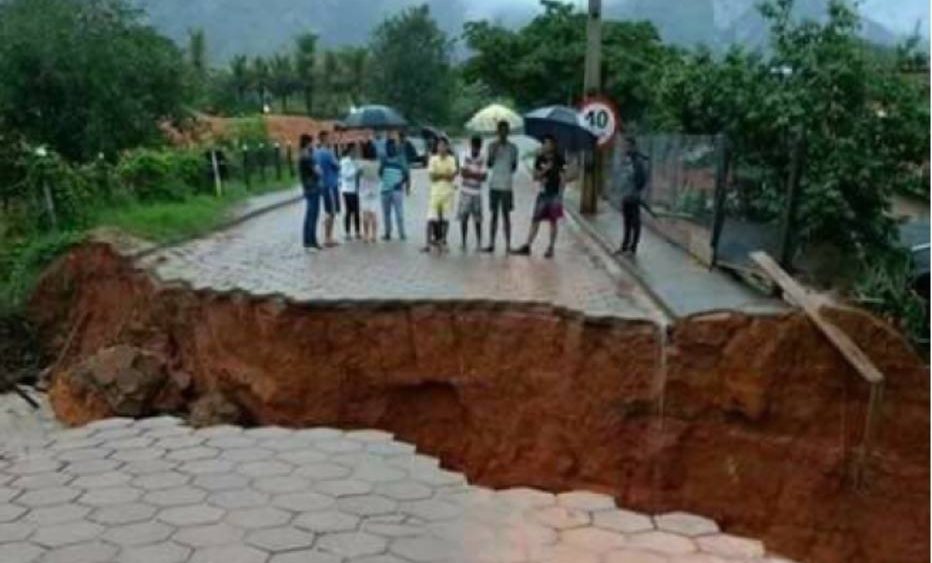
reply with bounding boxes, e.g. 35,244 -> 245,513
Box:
460,150 -> 487,196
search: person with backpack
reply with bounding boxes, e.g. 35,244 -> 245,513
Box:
616,136 -> 649,256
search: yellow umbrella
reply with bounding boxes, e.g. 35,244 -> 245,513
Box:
466,104 -> 523,133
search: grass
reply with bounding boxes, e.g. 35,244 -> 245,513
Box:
0,175 -> 296,313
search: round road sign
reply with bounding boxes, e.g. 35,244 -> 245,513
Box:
580,97 -> 620,148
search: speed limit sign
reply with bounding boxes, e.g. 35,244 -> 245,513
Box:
580,97 -> 621,148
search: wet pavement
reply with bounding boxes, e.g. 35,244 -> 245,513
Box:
137,167 -> 662,321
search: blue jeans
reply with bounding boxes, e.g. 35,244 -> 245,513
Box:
381,190 -> 406,239
303,191 -> 321,248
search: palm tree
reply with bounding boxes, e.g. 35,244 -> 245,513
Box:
339,47 -> 369,106
294,33 -> 318,116
230,55 -> 250,105
269,53 -> 295,113
253,56 -> 270,110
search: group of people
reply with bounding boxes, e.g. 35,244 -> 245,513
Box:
297,121 -> 648,259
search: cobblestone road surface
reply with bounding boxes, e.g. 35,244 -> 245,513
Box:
0,416 -> 795,563
138,168 -> 661,321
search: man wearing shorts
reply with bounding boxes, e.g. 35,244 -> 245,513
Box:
482,121 -> 519,254
458,135 -> 487,251
315,131 -> 342,247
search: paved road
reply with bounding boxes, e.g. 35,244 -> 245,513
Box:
138,167 -> 661,321
0,416 -> 792,563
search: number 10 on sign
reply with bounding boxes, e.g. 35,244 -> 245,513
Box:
580,97 -> 620,148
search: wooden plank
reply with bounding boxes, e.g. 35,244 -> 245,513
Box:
751,251 -> 884,385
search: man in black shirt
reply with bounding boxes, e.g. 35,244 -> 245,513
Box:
298,134 -> 323,251
513,134 -> 565,259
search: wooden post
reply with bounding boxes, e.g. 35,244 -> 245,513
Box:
580,0 -> 602,215
709,134 -> 731,267
42,181 -> 58,231
210,150 -> 223,197
286,144 -> 294,178
274,143 -> 283,181
242,146 -> 251,190
258,144 -> 267,182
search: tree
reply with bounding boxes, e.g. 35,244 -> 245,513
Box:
230,55 -> 251,106
368,5 -> 452,125
337,47 -> 369,106
188,28 -> 207,78
269,53 -> 295,113
0,0 -> 190,161
252,56 -> 270,110
294,33 -> 318,116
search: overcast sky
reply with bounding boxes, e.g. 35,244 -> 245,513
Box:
460,0 -> 930,36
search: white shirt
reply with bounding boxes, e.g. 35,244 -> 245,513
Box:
339,157 -> 359,194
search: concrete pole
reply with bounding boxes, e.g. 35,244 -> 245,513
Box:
581,0 -> 603,215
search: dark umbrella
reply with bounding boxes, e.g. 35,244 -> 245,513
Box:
341,105 -> 408,131
524,105 -> 597,152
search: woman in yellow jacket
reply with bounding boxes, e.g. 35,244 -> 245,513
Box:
423,137 -> 459,253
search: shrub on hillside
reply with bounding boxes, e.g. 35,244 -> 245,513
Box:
116,148 -> 209,202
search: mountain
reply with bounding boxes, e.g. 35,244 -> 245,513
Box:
133,0 -> 925,64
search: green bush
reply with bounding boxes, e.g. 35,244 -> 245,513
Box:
116,148 -> 208,202
228,116 -> 269,148
0,230 -> 83,313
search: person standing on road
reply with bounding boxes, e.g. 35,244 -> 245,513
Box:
423,137 -> 459,253
315,131 -> 342,248
358,146 -> 381,244
298,133 -> 323,252
482,121 -> 519,255
616,137 -> 648,256
458,135 -> 487,251
514,134 -> 565,259
379,138 -> 409,241
339,143 -> 362,240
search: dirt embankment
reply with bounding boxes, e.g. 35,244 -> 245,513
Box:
30,241 -> 929,563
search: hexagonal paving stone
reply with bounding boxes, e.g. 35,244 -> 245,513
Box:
366,441 -> 416,458
93,428 -> 140,442
696,533 -> 765,558
6,458 -> 61,476
253,476 -> 310,495
146,426 -> 192,439
295,428 -> 342,441
390,535 -> 457,562
194,425 -> 243,438
0,521 -> 35,543
238,461 -> 293,478
316,531 -> 387,558
158,505 -> 225,526
273,492 -> 335,513
0,541 -> 44,563
337,495 -> 397,517
178,459 -> 236,476
626,530 -> 698,555
174,522 -> 245,548
245,427 -> 293,439
353,462 -> 407,484
374,481 -> 434,501
208,436 -> 257,449
24,504 -> 90,526
275,449 -> 328,466
86,418 -> 133,431
78,486 -> 141,507
166,446 -> 218,462
64,459 -> 121,476
604,549 -> 669,563
313,479 -> 372,497
32,521 -> 104,547
222,448 -> 276,463
562,527 -> 628,553
54,449 -> 110,463
246,526 -> 315,552
194,473 -> 251,492
498,487 -> 557,509
144,486 -> 208,507
655,512 -> 721,537
137,416 -> 184,430
189,544 -> 270,563
133,471 -> 191,491
293,462 -> 351,481
41,540 -> 117,563
270,549 -> 341,563
89,502 -> 157,525
72,471 -> 131,489
226,507 -> 293,530
530,543 -> 600,563
111,448 -> 167,463
123,460 -> 178,475
556,491 -> 617,512
534,506 -> 591,530
314,439 -> 363,454
107,436 -> 153,450
157,436 -> 205,451
400,499 -> 463,522
259,437 -> 310,452
293,510 -> 359,533
10,472 -> 72,490
121,541 -> 192,563
15,486 -> 80,507
103,520 -> 174,547
0,503 -> 28,523
209,489 -> 270,510
594,509 -> 655,534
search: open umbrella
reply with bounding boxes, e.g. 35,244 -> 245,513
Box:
466,104 -> 523,133
341,105 -> 408,130
524,105 -> 597,152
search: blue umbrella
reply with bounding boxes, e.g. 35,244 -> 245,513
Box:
524,105 -> 598,152
341,105 -> 408,131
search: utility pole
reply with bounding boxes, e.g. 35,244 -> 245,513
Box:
581,0 -> 603,215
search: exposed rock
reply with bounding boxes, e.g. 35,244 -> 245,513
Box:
29,240 -> 931,563
189,391 -> 243,428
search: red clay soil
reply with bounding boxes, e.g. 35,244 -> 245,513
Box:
163,114 -> 372,148
30,241 -> 929,563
